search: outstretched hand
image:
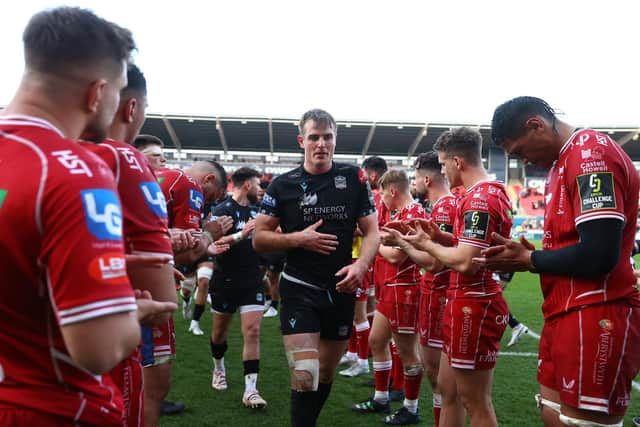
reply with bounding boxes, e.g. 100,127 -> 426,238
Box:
134,289 -> 178,327
471,233 -> 536,273
334,261 -> 366,294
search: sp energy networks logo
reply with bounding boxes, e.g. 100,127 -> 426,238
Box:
139,182 -> 168,217
81,189 -> 123,240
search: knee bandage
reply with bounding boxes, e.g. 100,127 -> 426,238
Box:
181,276 -> 196,293
404,364 -> 424,376
285,347 -> 319,391
559,414 -> 622,427
197,266 -> 213,281
535,393 -> 561,414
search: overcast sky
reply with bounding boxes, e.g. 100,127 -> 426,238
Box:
2,1 -> 639,127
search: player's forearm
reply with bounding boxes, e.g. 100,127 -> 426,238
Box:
253,229 -> 301,253
401,242 -> 442,272
435,231 -> 455,247
354,227 -> 380,270
378,244 -> 408,265
424,241 -> 478,275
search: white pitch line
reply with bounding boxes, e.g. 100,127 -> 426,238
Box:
633,381 -> 640,392
499,351 -> 537,357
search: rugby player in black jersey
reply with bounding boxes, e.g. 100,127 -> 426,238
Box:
254,109 -> 380,427
207,167 -> 268,409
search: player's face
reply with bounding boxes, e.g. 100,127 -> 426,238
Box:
380,185 -> 395,210
142,145 -> 166,169
298,121 -> 336,172
414,169 -> 427,201
85,61 -> 128,143
438,151 -> 461,189
202,173 -> 227,203
501,133 -> 555,170
366,170 -> 380,189
128,95 -> 148,143
246,177 -> 260,205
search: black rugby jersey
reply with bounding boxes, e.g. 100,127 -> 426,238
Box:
260,162 -> 376,289
211,197 -> 261,286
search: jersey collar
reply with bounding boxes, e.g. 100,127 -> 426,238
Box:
0,114 -> 64,137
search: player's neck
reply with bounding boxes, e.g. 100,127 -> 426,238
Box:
3,78 -> 83,140
428,185 -> 450,205
462,167 -> 491,190
390,194 -> 414,212
303,160 -> 332,175
108,122 -> 130,144
232,191 -> 250,206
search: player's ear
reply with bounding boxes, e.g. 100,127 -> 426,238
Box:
86,79 -> 107,113
297,134 -> 304,149
525,117 -> 544,132
123,98 -> 136,124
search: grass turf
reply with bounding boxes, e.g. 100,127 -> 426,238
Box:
161,255 -> 640,426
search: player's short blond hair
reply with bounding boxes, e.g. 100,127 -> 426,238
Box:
378,169 -> 409,192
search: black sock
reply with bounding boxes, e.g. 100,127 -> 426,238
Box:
315,382 -> 332,420
271,300 -> 279,310
182,294 -> 190,303
291,390 -> 318,427
243,359 -> 260,376
193,304 -> 205,321
210,340 -> 228,360
508,312 -> 520,328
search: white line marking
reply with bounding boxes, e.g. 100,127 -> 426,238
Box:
633,381 -> 640,392
499,352 -> 537,357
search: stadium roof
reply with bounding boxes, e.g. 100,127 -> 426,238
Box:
141,113 -> 640,161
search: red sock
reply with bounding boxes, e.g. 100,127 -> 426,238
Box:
433,393 -> 442,427
355,322 -> 370,361
403,370 -> 423,401
347,326 -> 357,354
390,343 -> 404,390
373,360 -> 392,392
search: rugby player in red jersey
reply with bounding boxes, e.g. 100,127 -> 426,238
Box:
476,97 -> 640,427
401,128 -> 513,427
0,7 -> 174,426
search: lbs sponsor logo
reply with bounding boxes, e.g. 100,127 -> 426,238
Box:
81,189 -> 123,240
88,252 -> 128,284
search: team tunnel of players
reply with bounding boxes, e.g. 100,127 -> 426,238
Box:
1,6 -> 640,427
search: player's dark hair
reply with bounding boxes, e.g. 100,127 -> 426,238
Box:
299,109 -> 337,136
433,127 -> 482,166
23,7 -> 135,77
362,156 -> 388,176
414,151 -> 441,174
204,159 -> 228,189
124,63 -> 146,96
491,96 -> 557,146
259,180 -> 270,190
231,167 -> 261,188
133,134 -> 164,150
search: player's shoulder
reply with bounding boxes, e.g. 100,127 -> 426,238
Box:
212,196 -> 234,215
272,166 -> 304,186
565,128 -> 617,157
333,162 -> 362,179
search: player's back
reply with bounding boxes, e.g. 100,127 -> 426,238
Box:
0,117 -> 133,426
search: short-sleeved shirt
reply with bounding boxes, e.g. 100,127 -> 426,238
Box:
0,116 -> 136,426
259,163 -> 376,289
449,181 -> 513,298
422,194 -> 456,293
541,129 -> 640,320
156,168 -> 203,230
377,201 -> 426,285
82,139 -> 172,255
211,197 -> 261,285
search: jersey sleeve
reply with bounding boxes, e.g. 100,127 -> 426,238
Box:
40,157 -> 135,326
456,192 -> 495,249
259,180 -> 281,218
355,168 -> 377,219
170,176 -> 203,230
565,138 -> 628,226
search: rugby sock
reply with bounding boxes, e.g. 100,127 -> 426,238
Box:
347,327 -> 357,354
403,366 -> 423,414
243,359 -> 260,393
315,382 -> 333,417
181,293 -> 190,304
291,390 -> 318,427
373,360 -> 392,403
433,393 -> 442,427
508,312 -> 520,328
210,340 -> 227,371
193,304 -> 205,322
355,320 -> 370,365
271,300 -> 279,310
390,342 -> 404,391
